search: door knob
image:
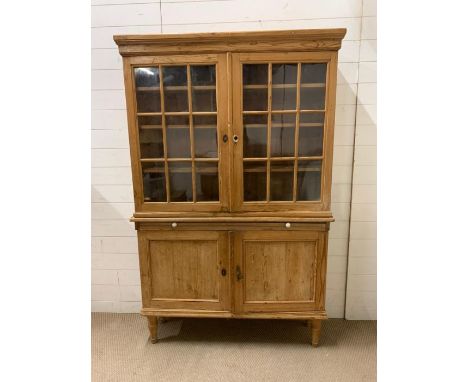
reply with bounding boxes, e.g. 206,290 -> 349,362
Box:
223,134 -> 228,143
233,135 -> 239,143
221,268 -> 227,277
171,222 -> 177,228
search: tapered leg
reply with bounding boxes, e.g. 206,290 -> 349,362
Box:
310,319 -> 322,347
147,316 -> 158,344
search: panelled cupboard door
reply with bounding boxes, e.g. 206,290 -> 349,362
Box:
231,52 -> 338,213
233,230 -> 327,313
138,230 -> 231,311
123,54 -> 230,213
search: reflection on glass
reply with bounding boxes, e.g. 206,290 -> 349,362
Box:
169,162 -> 193,202
243,64 -> 268,111
270,114 -> 295,157
298,113 -> 325,156
195,162 -> 219,201
142,162 -> 166,202
243,161 -> 267,201
243,114 -> 267,158
166,115 -> 190,158
272,64 -> 297,110
297,160 -> 322,201
300,63 -> 327,110
194,115 -> 218,158
163,66 -> 188,112
135,67 -> 160,88
134,67 -> 162,113
191,65 -> 217,112
270,160 -> 294,201
139,116 -> 164,158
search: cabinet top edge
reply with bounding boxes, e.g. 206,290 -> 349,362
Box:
113,28 -> 347,56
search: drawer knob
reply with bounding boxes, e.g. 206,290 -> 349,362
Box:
285,222 -> 291,228
171,222 -> 178,228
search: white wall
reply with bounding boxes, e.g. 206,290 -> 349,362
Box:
91,0 -> 377,319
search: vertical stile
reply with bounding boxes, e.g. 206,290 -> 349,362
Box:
187,64 -> 196,203
293,63 -> 302,202
266,63 -> 272,202
159,65 -> 171,202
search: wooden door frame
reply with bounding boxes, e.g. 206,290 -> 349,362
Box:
123,54 -> 230,214
138,229 -> 231,312
230,51 -> 338,213
232,230 -> 328,314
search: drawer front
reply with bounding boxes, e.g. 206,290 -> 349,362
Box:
138,230 -> 230,311
233,230 -> 327,314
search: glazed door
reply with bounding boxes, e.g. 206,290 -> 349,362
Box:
124,54 -> 230,213
138,230 -> 231,312
231,52 -> 338,213
233,230 -> 327,313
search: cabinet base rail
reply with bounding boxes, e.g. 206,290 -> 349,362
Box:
142,309 -> 327,346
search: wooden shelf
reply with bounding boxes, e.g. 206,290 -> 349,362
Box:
242,110 -> 325,115
143,166 -> 218,174
244,122 -> 323,128
243,83 -> 325,90
137,111 -> 217,117
140,124 -> 217,130
137,85 -> 216,91
140,157 -> 218,162
244,166 -> 320,173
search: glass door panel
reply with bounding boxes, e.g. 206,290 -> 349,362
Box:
133,61 -> 222,206
142,162 -> 166,202
236,57 -> 328,208
270,113 -> 295,157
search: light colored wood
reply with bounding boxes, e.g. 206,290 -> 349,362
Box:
141,308 -> 327,320
114,29 -> 346,56
147,316 -> 158,343
115,28 -> 345,346
311,319 -> 322,347
233,230 -> 326,313
139,230 -> 230,311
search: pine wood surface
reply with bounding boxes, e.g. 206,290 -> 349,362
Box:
116,28 -> 345,346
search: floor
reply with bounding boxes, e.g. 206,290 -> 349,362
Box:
92,313 -> 376,382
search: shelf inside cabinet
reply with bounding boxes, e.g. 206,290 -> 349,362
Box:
243,83 -> 325,90
137,85 -> 216,91
244,122 -> 323,128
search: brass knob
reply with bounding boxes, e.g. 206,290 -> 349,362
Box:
285,222 -> 291,228
171,222 -> 178,228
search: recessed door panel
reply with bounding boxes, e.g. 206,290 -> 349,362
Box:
139,230 -> 230,311
233,230 -> 327,313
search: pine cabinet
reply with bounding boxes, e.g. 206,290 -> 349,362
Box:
114,28 -> 346,346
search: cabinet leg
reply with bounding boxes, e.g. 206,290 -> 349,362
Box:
147,316 -> 158,344
310,319 -> 322,347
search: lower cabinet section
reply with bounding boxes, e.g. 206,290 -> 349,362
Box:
137,223 -> 329,345
138,224 -> 328,317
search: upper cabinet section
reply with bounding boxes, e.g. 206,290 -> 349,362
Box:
115,29 -> 345,217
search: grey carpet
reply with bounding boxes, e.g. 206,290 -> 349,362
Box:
92,313 -> 376,382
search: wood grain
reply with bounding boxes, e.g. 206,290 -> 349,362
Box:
115,28 -> 346,346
